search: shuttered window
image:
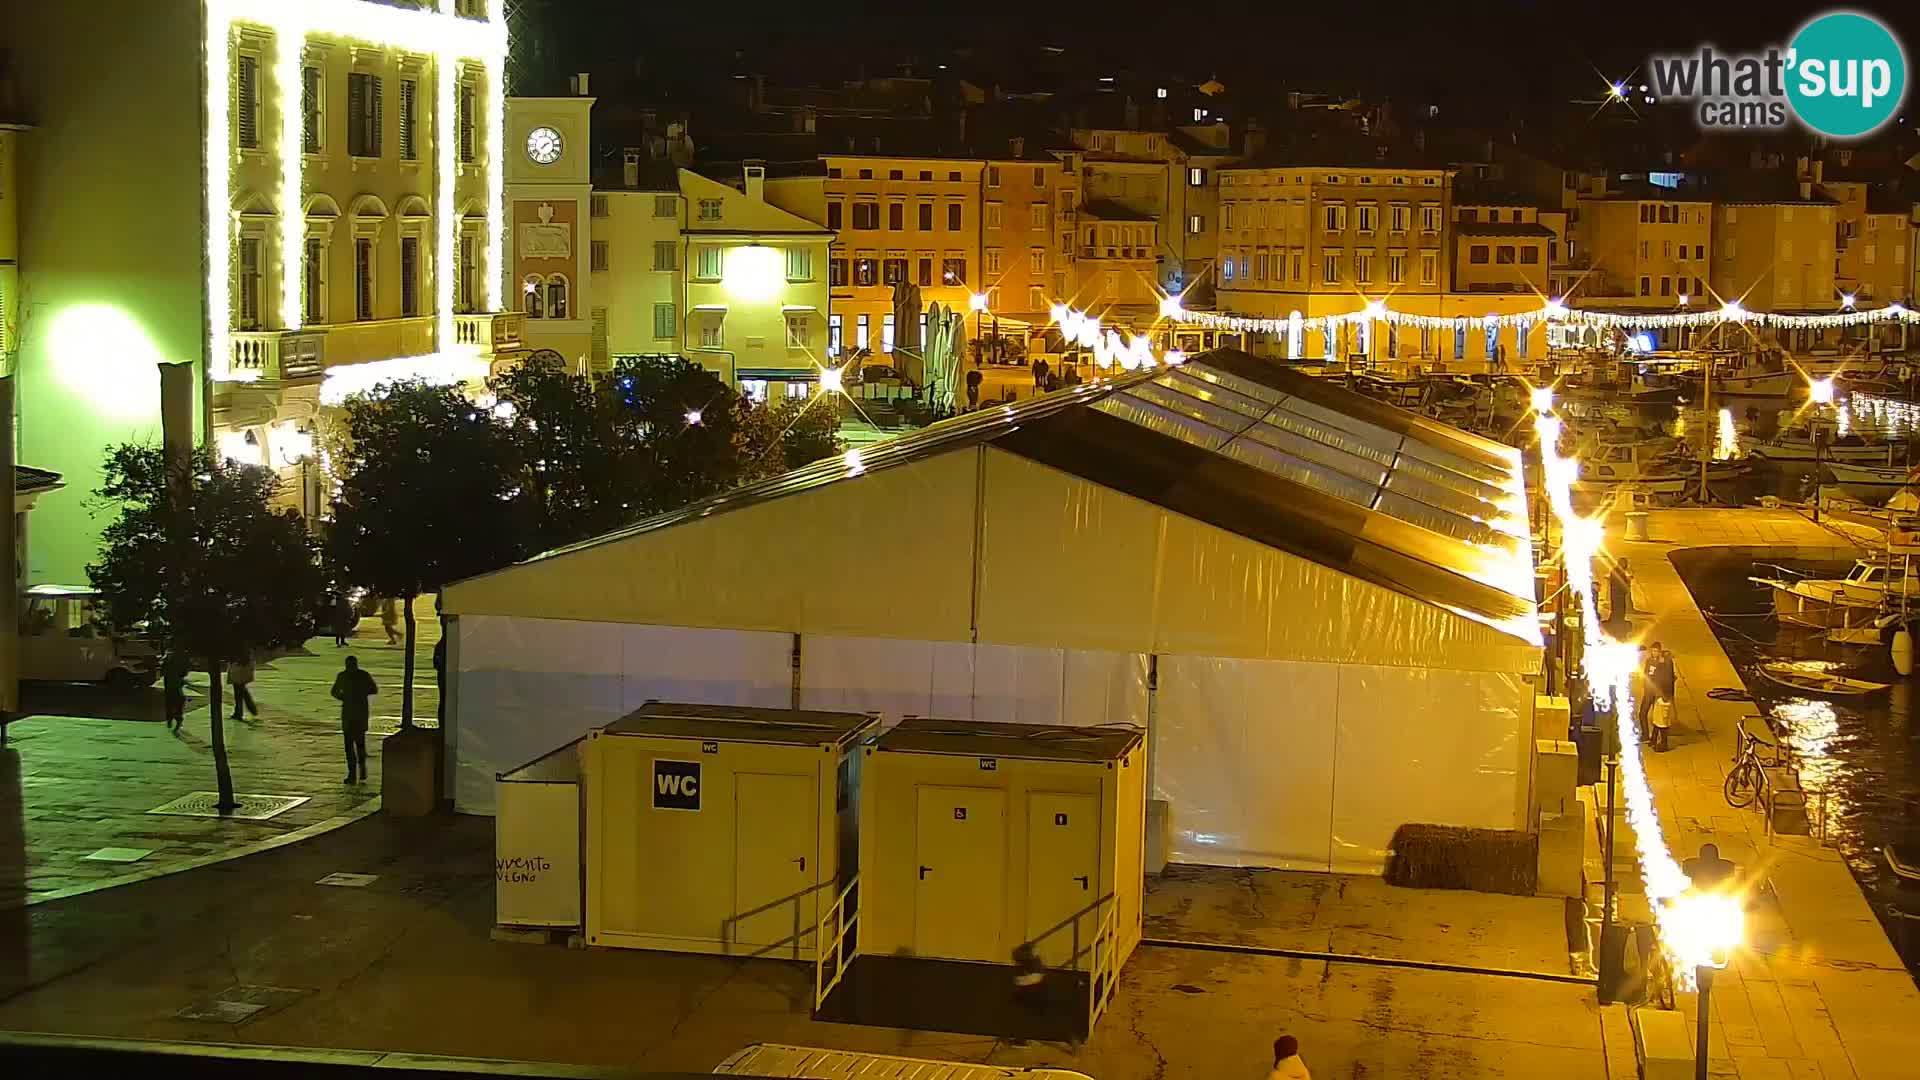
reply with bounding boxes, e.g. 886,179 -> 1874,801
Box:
347,73 -> 383,157
355,239 -> 374,321
301,66 -> 321,153
458,80 -> 476,163
235,55 -> 260,149
398,79 -> 417,161
400,237 -> 421,317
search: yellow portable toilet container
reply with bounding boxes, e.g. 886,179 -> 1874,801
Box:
583,701 -> 875,959
820,719 -> 1144,1039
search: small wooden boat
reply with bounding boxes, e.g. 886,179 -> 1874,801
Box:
1887,843 -> 1920,885
1758,660 -> 1890,697
1752,433 -> 1902,464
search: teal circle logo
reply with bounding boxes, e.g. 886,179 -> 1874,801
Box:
1787,12 -> 1907,138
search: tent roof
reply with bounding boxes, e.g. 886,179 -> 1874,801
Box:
604,701 -> 876,749
875,718 -> 1143,763
459,349 -> 1537,642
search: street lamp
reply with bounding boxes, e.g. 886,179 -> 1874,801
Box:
969,292 -> 990,367
1663,868 -> 1744,1080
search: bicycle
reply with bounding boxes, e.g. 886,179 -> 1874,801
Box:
1723,720 -> 1770,808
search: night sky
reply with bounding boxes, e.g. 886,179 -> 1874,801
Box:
519,0 -> 1920,106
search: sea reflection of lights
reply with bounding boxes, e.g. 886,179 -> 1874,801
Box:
1772,698 -> 1851,831
1715,408 -> 1738,461
1838,404 -> 1852,437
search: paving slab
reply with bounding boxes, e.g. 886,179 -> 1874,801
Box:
2,612 -> 440,907
0,813 -> 1609,1079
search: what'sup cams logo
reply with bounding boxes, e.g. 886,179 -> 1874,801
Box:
1649,10 -> 1907,137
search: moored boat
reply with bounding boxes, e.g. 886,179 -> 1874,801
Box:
1758,660 -> 1890,696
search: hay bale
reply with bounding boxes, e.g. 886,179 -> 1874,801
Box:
1385,824 -> 1538,895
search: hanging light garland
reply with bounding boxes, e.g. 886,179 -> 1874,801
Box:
1171,298 -> 1916,337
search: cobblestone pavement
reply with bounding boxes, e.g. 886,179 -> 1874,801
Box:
0,813 -> 1609,1080
1,611 -> 442,908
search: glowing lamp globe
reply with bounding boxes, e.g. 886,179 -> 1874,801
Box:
817,366 -> 845,395
969,292 -> 990,312
722,245 -> 784,301
1529,386 -> 1555,413
1159,295 -> 1185,319
1809,377 -> 1835,404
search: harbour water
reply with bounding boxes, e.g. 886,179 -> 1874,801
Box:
1676,550 -> 1920,975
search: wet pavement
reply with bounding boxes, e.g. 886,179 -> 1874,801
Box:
0,812 -> 1609,1079
1,613 -> 440,907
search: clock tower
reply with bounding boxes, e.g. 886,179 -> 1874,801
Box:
506,88 -> 596,368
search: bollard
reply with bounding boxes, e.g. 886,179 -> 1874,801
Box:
1625,511 -> 1650,542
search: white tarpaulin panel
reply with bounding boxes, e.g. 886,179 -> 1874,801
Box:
968,645 -> 1147,728
495,769 -> 581,928
1326,665 -> 1526,874
799,636 -> 953,725
441,452 -> 979,642
1155,655 -> 1338,871
455,615 -> 790,813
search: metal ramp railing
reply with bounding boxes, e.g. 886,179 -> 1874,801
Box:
812,876 -> 859,1011
1086,902 -> 1119,1032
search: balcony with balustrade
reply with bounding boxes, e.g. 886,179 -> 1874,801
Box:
229,330 -> 327,382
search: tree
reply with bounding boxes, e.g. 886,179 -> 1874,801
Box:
88,444 -> 323,809
328,381 -> 528,729
603,356 -> 748,511
735,395 -> 846,484
489,356 -> 647,551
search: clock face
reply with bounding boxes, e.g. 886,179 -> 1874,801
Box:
526,126 -> 563,165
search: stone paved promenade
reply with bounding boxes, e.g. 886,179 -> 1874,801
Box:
1,611 -> 441,908
1613,507 -> 1920,1079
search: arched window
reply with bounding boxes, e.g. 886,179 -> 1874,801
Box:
546,274 -> 570,320
523,275 -> 544,319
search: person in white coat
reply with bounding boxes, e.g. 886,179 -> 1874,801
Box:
1268,1035 -> 1311,1080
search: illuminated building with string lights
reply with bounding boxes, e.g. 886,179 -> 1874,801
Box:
8,0 -> 520,584
1211,159 -> 1552,366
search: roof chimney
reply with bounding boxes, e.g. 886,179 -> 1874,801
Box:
623,150 -> 640,189
1010,136 -> 1025,158
570,72 -> 591,97
743,160 -> 766,202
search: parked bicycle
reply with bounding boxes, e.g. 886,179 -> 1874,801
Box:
1723,716 -> 1777,808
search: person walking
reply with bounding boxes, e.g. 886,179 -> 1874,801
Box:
331,655 -> 378,784
162,652 -> 188,731
226,655 -> 258,721
965,368 -> 982,411
1268,1034 -> 1311,1080
1031,357 -> 1048,389
332,593 -> 356,647
379,597 -> 402,646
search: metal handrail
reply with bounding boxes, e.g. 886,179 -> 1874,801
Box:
812,875 -> 859,1011
1086,901 -> 1119,1032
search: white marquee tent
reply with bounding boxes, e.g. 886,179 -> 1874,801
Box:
442,351 -> 1542,873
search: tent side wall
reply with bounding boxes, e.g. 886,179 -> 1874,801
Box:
976,449 -> 1540,673
1153,656 -> 1534,874
441,450 -> 981,638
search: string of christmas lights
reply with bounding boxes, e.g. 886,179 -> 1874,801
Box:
1166,297 -> 1917,337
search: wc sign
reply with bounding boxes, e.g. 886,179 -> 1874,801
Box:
652,759 -> 701,811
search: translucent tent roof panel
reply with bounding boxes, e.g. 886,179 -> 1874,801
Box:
449,349 -> 1537,643
1094,365 -> 1521,551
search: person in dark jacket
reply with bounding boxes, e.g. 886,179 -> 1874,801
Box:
332,594 -> 356,647
162,653 -> 189,731
965,368 -> 983,410
331,655 -> 378,783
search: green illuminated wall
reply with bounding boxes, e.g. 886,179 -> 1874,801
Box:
13,1 -> 207,585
